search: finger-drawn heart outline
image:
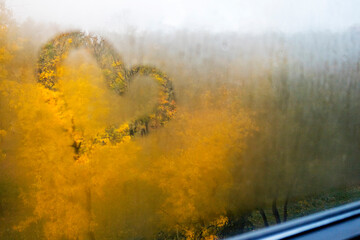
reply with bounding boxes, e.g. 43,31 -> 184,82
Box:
37,31 -> 176,155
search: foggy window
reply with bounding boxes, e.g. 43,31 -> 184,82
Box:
1,0 -> 360,239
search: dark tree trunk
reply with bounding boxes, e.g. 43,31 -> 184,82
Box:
258,208 -> 269,227
272,198 -> 281,224
86,188 -> 96,240
283,196 -> 289,222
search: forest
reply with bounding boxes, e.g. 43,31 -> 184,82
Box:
1,2 -> 360,239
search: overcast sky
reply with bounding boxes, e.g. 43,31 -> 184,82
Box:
6,0 -> 360,33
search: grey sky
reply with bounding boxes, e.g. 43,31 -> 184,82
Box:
6,0 -> 360,33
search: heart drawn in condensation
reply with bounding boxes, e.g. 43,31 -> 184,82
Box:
37,31 -> 176,158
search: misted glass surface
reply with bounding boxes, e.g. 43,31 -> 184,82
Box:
1,1 -> 360,239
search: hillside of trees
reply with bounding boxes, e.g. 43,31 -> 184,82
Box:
1,2 -> 360,239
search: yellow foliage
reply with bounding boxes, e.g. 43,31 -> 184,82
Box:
213,215 -> 228,228
0,129 -> 6,138
0,8 -> 255,239
136,94 -> 255,231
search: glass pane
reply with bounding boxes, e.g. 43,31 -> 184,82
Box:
1,1 -> 360,239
